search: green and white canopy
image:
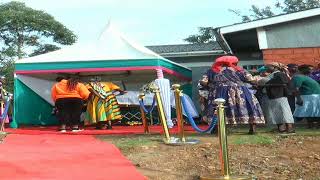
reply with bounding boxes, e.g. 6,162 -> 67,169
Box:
13,22 -> 191,128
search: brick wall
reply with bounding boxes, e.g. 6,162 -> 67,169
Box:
263,47 -> 320,66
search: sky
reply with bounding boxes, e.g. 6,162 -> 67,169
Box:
2,0 -> 276,46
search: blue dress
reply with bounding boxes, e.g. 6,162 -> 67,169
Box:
205,68 -> 265,125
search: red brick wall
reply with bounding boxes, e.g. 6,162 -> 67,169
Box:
263,48 -> 320,66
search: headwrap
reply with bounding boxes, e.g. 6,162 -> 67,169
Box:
267,62 -> 290,78
212,56 -> 242,73
257,66 -> 267,73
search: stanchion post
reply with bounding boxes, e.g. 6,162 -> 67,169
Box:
153,87 -> 171,142
172,84 -> 185,142
200,98 -> 253,180
216,99 -> 229,177
139,93 -> 149,134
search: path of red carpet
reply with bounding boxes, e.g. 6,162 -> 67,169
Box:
0,134 -> 145,180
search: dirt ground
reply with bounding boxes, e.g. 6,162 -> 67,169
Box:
98,127 -> 320,180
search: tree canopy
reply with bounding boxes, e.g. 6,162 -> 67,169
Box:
0,1 -> 77,92
233,0 -> 320,23
184,0 -> 320,44
0,1 -> 77,60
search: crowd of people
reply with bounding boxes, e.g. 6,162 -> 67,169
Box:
198,56 -> 320,134
51,56 -> 320,134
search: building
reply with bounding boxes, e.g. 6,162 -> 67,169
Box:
147,43 -> 223,111
215,7 -> 320,66
146,8 -> 320,113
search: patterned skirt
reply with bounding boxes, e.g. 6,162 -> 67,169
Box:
85,92 -> 122,125
104,92 -> 122,121
207,85 -> 265,124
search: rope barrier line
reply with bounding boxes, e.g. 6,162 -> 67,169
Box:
181,95 -> 217,133
139,96 -> 156,114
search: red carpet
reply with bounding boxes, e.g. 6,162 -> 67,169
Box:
0,134 -> 145,180
6,125 -> 205,135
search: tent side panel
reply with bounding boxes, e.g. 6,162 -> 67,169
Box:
13,79 -> 58,127
11,78 -> 19,128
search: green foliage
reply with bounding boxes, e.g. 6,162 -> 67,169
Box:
0,1 -> 77,59
185,0 -> 320,43
29,44 -> 60,57
0,1 -> 77,92
183,27 -> 215,44
229,134 -> 275,145
231,0 -> 320,23
0,60 -> 14,93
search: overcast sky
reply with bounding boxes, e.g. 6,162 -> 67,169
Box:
2,0 -> 276,45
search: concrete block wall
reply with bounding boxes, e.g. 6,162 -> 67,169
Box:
263,48 -> 320,66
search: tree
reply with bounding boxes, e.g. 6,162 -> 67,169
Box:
184,27 -> 215,44
184,0 -> 320,43
232,0 -> 320,23
0,1 -> 77,92
0,1 -> 77,59
0,60 -> 14,93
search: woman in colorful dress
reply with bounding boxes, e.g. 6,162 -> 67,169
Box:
199,56 -> 265,134
292,65 -> 320,128
85,81 -> 125,129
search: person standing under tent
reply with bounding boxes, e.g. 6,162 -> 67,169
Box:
51,76 -> 66,117
101,82 -> 126,128
292,65 -> 320,129
51,77 -> 90,132
85,81 -> 125,130
199,56 -> 265,134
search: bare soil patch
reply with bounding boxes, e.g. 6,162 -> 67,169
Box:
97,128 -> 320,180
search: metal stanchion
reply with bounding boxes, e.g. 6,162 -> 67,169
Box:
173,84 -> 185,142
172,84 -> 199,145
200,98 -> 254,180
152,86 -> 171,143
138,93 -> 149,134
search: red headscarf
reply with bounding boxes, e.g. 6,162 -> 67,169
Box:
212,56 -> 242,73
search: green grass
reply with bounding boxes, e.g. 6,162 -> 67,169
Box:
229,134 -> 275,145
96,127 -> 320,148
294,127 -> 320,136
106,135 -> 159,149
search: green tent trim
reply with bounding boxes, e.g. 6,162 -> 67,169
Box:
12,79 -> 57,128
15,59 -> 191,79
